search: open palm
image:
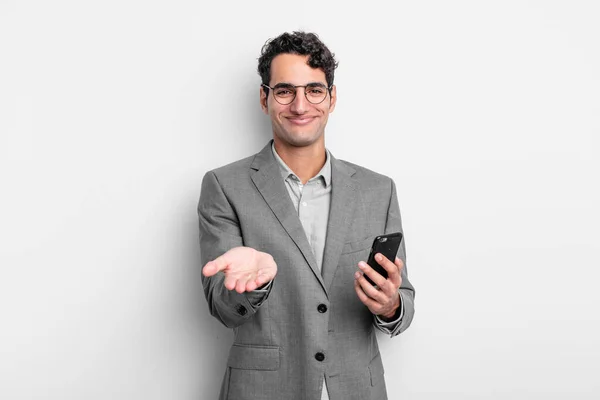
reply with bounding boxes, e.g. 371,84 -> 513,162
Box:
202,246 -> 277,293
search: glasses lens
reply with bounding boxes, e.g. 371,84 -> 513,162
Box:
305,85 -> 328,104
273,86 -> 295,105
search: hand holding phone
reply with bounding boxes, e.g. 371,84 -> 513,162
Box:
364,232 -> 403,286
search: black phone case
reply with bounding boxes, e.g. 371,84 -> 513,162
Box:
364,232 -> 403,286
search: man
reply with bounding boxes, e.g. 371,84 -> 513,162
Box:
198,31 -> 415,400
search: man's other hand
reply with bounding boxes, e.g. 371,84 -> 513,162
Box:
202,247 -> 277,293
354,254 -> 403,320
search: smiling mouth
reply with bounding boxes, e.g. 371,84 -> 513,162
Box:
287,116 -> 316,125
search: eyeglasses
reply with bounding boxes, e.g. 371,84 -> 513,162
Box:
261,83 -> 332,105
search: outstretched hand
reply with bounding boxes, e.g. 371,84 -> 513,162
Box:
202,246 -> 277,293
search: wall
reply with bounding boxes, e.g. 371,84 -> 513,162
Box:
1,1 -> 599,399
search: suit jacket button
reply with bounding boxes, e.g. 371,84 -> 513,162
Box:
236,305 -> 247,316
317,304 -> 328,313
315,352 -> 325,362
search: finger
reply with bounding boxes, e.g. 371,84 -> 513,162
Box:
246,271 -> 269,292
393,257 -> 404,286
223,275 -> 238,291
373,253 -> 401,290
254,270 -> 271,288
376,253 -> 400,281
355,268 -> 387,304
354,277 -> 379,311
393,257 -> 404,273
358,261 -> 387,289
235,274 -> 253,293
245,279 -> 259,292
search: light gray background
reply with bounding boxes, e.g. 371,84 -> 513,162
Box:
1,1 -> 599,399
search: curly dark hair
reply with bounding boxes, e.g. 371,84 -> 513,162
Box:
257,31 -> 339,94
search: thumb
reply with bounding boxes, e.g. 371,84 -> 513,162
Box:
202,255 -> 229,277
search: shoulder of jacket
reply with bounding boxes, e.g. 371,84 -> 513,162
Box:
337,159 -> 393,186
207,154 -> 255,179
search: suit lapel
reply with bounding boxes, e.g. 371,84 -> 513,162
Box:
250,142 -> 326,294
321,156 -> 357,291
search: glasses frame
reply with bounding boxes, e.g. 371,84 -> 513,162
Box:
261,83 -> 333,105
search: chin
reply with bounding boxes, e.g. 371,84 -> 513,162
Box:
279,132 -> 322,148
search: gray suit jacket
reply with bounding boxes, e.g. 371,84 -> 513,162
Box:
198,141 -> 415,400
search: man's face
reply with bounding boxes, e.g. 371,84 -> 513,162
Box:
260,54 -> 337,148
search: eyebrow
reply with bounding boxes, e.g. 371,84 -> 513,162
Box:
273,81 -> 328,88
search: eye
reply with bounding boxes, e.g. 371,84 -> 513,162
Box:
308,87 -> 325,95
275,88 -> 294,97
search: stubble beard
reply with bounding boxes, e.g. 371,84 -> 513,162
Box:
273,121 -> 325,149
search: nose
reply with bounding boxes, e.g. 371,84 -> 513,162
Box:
289,87 -> 309,114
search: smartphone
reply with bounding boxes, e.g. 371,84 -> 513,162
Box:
364,232 -> 403,286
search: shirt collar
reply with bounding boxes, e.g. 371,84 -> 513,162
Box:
271,141 -> 332,187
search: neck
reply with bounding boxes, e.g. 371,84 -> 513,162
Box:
273,138 -> 326,184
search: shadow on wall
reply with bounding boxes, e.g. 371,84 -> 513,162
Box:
178,208 -> 231,399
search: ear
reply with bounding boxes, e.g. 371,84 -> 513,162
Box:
328,85 -> 337,113
260,86 -> 269,114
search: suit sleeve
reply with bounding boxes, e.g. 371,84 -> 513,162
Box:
198,171 -> 272,328
373,178 -> 416,337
